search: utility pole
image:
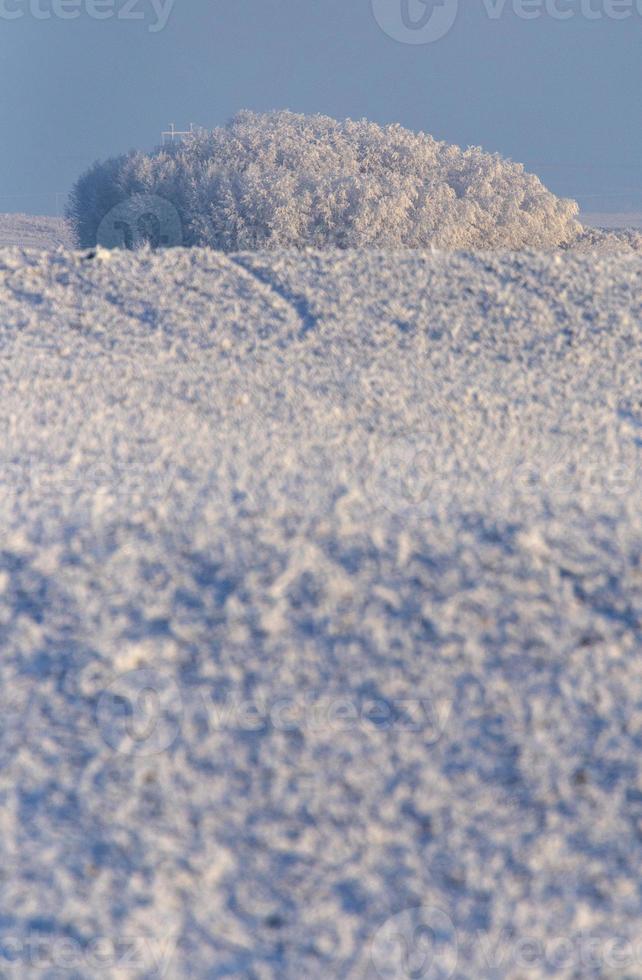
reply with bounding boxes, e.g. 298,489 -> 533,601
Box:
161,123 -> 196,146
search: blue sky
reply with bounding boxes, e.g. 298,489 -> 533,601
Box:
2,0 -> 641,215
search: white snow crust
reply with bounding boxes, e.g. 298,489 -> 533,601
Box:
1,245 -> 642,978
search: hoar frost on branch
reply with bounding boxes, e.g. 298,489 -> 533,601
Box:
67,110 -> 582,251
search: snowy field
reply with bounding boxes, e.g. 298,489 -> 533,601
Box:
0,213 -> 72,249
582,212 -> 642,230
2,244 -> 642,978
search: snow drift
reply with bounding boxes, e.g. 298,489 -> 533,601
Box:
2,245 -> 642,977
67,110 -> 581,251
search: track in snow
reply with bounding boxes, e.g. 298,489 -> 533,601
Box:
1,245 -> 642,978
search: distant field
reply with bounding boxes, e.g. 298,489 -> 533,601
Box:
3,210 -> 642,253
0,213 -> 73,249
581,211 -> 642,230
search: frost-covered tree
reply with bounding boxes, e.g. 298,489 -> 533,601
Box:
67,110 -> 582,250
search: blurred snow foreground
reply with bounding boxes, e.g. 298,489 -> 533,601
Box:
67,109 -> 583,250
3,244 -> 642,977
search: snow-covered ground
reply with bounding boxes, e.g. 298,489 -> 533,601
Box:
0,213 -> 73,250
2,245 -> 642,978
582,212 -> 642,230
